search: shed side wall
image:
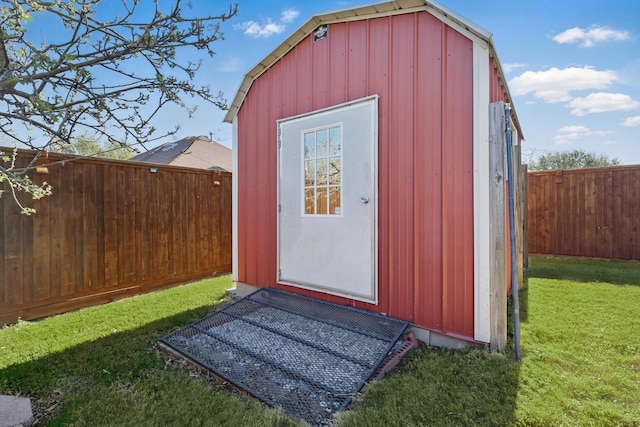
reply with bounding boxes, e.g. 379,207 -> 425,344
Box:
236,11 -> 475,339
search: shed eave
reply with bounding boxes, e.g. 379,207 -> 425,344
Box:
488,44 -> 525,140
426,0 -> 492,41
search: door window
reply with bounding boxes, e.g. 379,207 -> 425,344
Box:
303,125 -> 342,216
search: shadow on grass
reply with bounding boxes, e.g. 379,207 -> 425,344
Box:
0,304 -> 298,427
1,297 -> 524,426
339,344 -> 521,426
526,256 -> 640,286
338,281 -> 526,426
507,276 -> 529,325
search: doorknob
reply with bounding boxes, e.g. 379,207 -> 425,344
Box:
360,197 -> 369,204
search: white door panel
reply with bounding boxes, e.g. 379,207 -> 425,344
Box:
277,96 -> 378,302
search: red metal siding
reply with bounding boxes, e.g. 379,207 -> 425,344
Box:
328,23 -> 347,106
236,11 -> 477,340
367,17 -> 391,314
413,12 -> 443,331
388,13 -> 416,321
441,26 -> 474,338
489,61 -> 506,103
257,63 -> 275,287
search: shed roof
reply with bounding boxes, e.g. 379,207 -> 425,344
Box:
223,0 -> 523,137
130,135 -> 232,171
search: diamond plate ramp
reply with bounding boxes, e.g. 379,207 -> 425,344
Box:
160,288 -> 409,425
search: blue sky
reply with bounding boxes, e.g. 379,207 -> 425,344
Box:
21,0 -> 640,164
124,1 -> 640,165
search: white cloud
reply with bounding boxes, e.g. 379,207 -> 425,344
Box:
509,66 -> 617,103
235,8 -> 299,39
568,92 -> 640,116
552,25 -> 630,48
554,125 -> 613,145
235,19 -> 285,38
281,8 -> 299,23
622,115 -> 640,127
558,125 -> 591,133
502,62 -> 527,73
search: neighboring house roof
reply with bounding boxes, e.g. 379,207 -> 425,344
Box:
223,0 -> 523,138
130,136 -> 232,171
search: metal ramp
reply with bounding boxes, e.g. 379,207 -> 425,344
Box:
160,288 -> 409,426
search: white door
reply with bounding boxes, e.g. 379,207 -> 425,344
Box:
278,96 -> 378,303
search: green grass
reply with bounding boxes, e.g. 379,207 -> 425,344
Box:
340,256 -> 640,426
0,276 -> 298,426
526,255 -> 640,286
2,259 -> 639,426
515,256 -> 640,425
338,348 -> 520,426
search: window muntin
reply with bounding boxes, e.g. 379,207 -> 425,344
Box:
303,125 -> 342,216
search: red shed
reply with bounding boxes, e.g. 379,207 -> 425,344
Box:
224,0 -> 524,349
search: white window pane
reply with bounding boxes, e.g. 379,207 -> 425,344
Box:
304,160 -> 315,187
305,188 -> 315,214
316,187 -> 328,215
329,157 -> 341,185
329,186 -> 341,215
329,127 -> 341,156
317,129 -> 328,157
304,132 -> 315,159
316,158 -> 328,186
301,125 -> 343,216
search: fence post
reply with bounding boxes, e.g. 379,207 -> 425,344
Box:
522,164 -> 529,270
514,144 -> 524,288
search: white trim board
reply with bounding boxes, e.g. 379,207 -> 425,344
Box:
232,117 -> 239,283
472,41 -> 491,343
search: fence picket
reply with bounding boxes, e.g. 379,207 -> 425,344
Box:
0,149 -> 232,324
528,165 -> 640,260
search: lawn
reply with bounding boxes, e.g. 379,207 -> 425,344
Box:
1,257 -> 639,426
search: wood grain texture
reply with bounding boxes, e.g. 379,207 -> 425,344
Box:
528,165 -> 640,260
489,102 -> 506,352
0,149 -> 232,325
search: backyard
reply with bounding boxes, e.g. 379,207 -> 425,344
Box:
1,257 -> 639,426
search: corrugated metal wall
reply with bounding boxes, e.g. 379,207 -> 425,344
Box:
237,11 -> 503,340
490,62 -> 507,103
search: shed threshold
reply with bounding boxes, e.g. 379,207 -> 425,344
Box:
160,288 -> 410,426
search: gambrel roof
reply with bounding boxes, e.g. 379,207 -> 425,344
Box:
223,0 -> 523,137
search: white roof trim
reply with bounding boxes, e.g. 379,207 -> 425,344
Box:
223,0 -> 523,138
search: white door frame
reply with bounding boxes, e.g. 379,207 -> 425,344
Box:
276,95 -> 379,303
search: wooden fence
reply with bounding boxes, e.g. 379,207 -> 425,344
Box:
0,149 -> 232,324
528,165 -> 640,260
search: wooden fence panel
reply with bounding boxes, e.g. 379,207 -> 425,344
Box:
528,165 -> 640,260
0,149 -> 232,324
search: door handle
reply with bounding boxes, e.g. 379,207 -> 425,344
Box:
360,197 -> 369,204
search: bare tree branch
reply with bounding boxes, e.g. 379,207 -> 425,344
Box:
0,0 -> 238,213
